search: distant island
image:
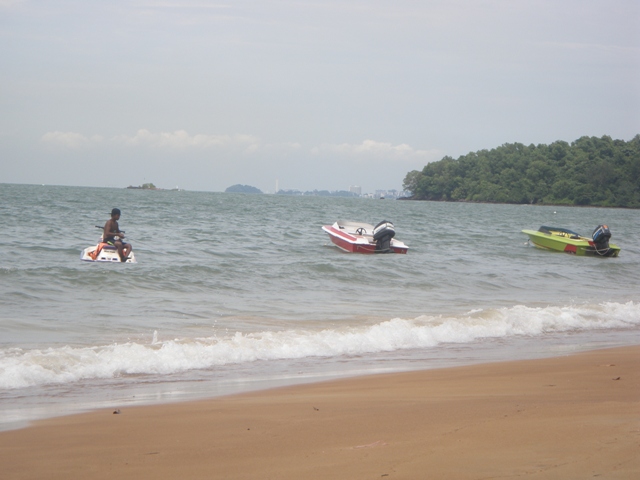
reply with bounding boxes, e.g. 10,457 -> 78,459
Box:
225,184 -> 263,194
403,135 -> 640,208
126,183 -> 182,191
127,182 -> 158,190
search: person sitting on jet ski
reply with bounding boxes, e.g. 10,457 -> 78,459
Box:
103,208 -> 132,262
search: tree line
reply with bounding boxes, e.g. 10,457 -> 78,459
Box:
403,135 -> 640,208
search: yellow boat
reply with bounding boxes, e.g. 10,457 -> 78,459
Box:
522,225 -> 620,257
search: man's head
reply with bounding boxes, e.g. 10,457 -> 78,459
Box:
111,208 -> 121,218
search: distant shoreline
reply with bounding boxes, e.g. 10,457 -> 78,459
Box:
399,196 -> 640,209
126,185 -> 182,191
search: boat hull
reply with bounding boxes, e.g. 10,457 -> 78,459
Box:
322,221 -> 408,254
81,244 -> 137,263
522,229 -> 620,257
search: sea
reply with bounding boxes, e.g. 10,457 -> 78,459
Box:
1,183 -> 639,431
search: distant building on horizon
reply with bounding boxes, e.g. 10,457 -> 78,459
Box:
349,185 -> 361,195
374,189 -> 399,199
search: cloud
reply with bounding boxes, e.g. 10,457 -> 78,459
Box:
40,129 -> 302,154
111,129 -> 260,151
0,0 -> 25,8
40,129 -> 260,151
41,129 -> 436,158
40,130 -> 437,167
537,41 -> 639,55
40,132 -> 104,149
311,139 -> 441,162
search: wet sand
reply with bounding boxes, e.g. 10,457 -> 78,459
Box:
1,346 -> 638,479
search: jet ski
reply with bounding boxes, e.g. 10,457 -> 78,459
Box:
80,227 -> 137,263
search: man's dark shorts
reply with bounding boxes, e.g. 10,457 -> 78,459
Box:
104,237 -> 128,246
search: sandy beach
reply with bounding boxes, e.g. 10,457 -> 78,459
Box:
1,346 -> 638,479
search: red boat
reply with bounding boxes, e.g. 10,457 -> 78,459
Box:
322,220 -> 409,254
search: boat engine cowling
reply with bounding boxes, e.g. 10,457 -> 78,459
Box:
591,224 -> 614,256
373,220 -> 396,253
592,224 -> 611,247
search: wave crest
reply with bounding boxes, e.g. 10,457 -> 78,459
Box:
1,301 -> 638,389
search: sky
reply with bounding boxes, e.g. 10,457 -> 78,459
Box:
1,0 -> 639,193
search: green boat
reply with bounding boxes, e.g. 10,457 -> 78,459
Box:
522,225 -> 620,257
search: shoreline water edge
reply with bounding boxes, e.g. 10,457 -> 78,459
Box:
1,345 -> 638,479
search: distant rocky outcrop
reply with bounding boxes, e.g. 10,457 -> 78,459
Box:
225,184 -> 263,194
127,183 -> 158,190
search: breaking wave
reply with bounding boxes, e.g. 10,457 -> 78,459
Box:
2,301 -> 638,390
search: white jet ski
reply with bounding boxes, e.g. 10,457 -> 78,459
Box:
80,227 -> 137,263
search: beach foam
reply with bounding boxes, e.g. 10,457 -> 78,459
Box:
2,301 -> 638,389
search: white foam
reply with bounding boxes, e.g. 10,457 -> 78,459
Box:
1,301 -> 638,390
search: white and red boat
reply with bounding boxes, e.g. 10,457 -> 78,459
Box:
322,220 -> 408,254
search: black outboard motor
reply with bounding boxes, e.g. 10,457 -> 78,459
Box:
373,220 -> 396,253
592,224 -> 612,255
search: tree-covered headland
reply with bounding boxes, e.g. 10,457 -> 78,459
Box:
225,184 -> 263,194
403,135 -> 640,208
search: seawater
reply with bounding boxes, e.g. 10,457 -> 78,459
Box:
1,183 -> 639,430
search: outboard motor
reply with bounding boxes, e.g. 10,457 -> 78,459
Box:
373,220 -> 396,253
592,224 -> 612,255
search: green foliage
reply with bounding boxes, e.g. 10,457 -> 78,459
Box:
406,135 -> 640,208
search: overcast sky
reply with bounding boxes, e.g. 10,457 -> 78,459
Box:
1,0 -> 639,193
